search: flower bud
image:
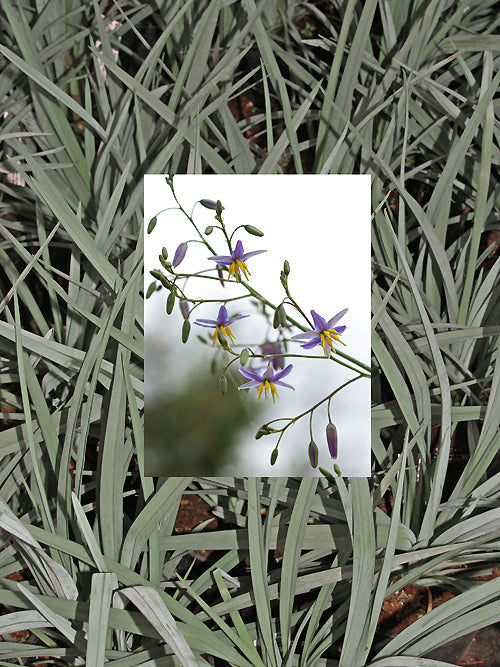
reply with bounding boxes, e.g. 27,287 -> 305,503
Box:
308,440 -> 319,468
319,466 -> 335,482
172,242 -> 188,268
334,464 -> 342,477
166,292 -> 175,314
162,247 -> 168,260
283,260 -> 290,275
146,281 -> 156,299
220,375 -> 228,394
244,224 -> 264,237
205,225 -> 214,235
273,304 -> 286,329
210,357 -> 217,375
217,329 -> 227,347
270,448 -> 279,465
216,200 -> 224,216
181,319 -> 190,343
200,199 -> 217,210
147,216 -> 157,234
326,423 -> 338,459
240,348 -> 250,366
179,300 -> 190,319
150,270 -> 172,289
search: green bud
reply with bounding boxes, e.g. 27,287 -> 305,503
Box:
319,466 -> 335,482
255,425 -> 275,439
244,224 -> 264,237
240,348 -> 250,366
162,247 -> 168,260
217,329 -> 227,347
146,281 -> 156,299
150,270 -> 172,289
273,305 -> 281,329
166,292 -> 175,314
283,260 -> 290,275
334,464 -> 342,477
147,216 -> 157,234
181,319 -> 190,343
279,304 -> 287,327
220,375 -> 228,394
270,448 -> 279,465
216,200 -> 224,216
210,357 -> 217,374
205,225 -> 214,235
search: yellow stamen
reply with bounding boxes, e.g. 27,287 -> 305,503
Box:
229,260 -> 251,281
257,380 -> 279,402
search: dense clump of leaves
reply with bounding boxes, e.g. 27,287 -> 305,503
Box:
0,1 -> 499,664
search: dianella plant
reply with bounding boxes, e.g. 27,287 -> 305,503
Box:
146,175 -> 371,475
0,0 -> 499,666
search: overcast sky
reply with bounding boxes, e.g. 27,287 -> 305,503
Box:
144,175 -> 371,476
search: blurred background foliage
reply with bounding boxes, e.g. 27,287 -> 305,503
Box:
0,0 -> 499,665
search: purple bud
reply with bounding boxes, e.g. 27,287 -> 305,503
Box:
172,242 -> 188,268
326,423 -> 338,459
179,300 -> 190,319
200,199 -> 217,210
308,440 -> 318,468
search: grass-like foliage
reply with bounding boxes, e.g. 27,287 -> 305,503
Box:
0,0 -> 499,664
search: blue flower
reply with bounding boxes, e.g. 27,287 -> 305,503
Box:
291,309 -> 347,357
194,305 -> 248,346
238,362 -> 294,403
208,240 -> 265,281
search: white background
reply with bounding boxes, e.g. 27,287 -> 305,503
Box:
144,175 -> 371,476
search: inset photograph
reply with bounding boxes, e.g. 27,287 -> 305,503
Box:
144,175 -> 371,476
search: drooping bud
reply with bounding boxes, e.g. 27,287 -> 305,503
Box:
200,199 -> 217,210
172,242 -> 188,268
146,281 -> 156,299
147,216 -> 157,234
244,224 -> 264,237
220,375 -> 228,394
179,300 -> 190,319
166,292 -> 175,314
273,304 -> 286,329
205,225 -> 214,235
217,329 -> 229,348
270,448 -> 279,465
181,319 -> 190,343
326,423 -> 338,459
216,200 -> 224,216
240,348 -> 250,366
308,440 -> 319,468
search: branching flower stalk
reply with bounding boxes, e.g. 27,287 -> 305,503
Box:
148,177 -> 370,469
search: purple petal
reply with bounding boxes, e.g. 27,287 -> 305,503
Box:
326,308 -> 348,328
291,331 -> 318,340
311,310 -> 327,331
233,240 -> 244,258
333,325 -> 346,334
238,380 -> 261,390
217,305 -> 228,324
193,319 -> 217,327
208,255 -> 233,264
274,380 -> 295,390
301,338 -> 321,350
240,249 -> 266,261
226,313 -> 250,324
239,367 -> 263,382
271,364 -> 293,382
